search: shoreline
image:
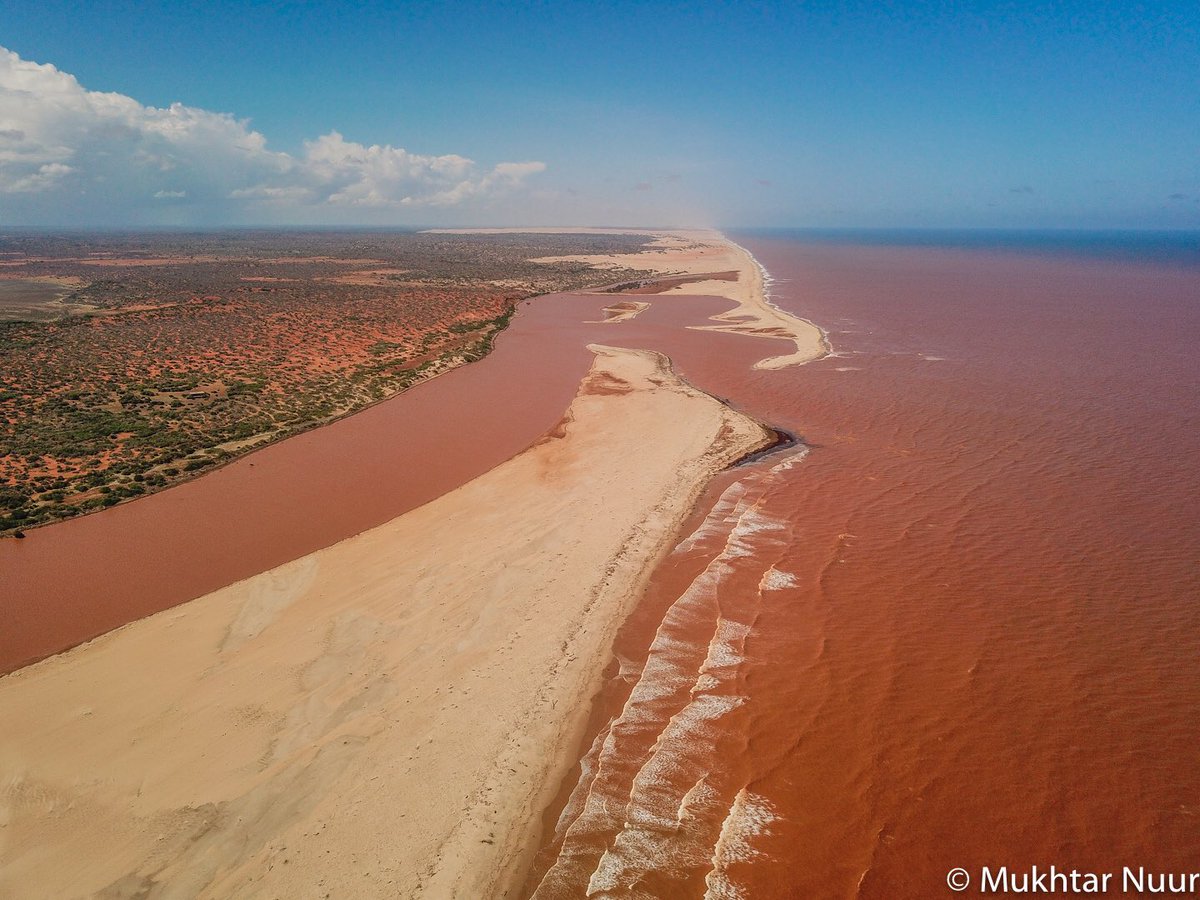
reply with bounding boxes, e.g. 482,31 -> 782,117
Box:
740,241 -> 834,365
518,235 -> 830,893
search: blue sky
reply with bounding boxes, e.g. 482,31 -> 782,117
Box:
0,0 -> 1196,227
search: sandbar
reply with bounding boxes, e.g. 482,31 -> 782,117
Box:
533,230 -> 829,368
0,345 -> 771,898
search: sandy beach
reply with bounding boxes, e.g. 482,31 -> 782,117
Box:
0,343 -> 771,898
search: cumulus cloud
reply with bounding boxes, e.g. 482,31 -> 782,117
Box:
4,162 -> 74,192
0,46 -> 545,222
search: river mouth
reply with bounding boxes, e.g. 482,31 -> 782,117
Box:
524,234 -> 1200,898
0,275 -> 785,673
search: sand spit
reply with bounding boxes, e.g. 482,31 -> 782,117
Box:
532,231 -> 828,369
0,345 -> 771,900
591,300 -> 651,324
681,241 -> 829,369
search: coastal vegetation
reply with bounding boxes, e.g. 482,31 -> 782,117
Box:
0,230 -> 655,533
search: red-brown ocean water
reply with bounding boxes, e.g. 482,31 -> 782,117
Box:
527,235 -> 1200,898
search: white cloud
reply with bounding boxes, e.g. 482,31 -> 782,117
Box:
0,46 -> 546,222
4,162 -> 74,192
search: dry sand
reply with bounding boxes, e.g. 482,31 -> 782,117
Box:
0,345 -> 771,899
